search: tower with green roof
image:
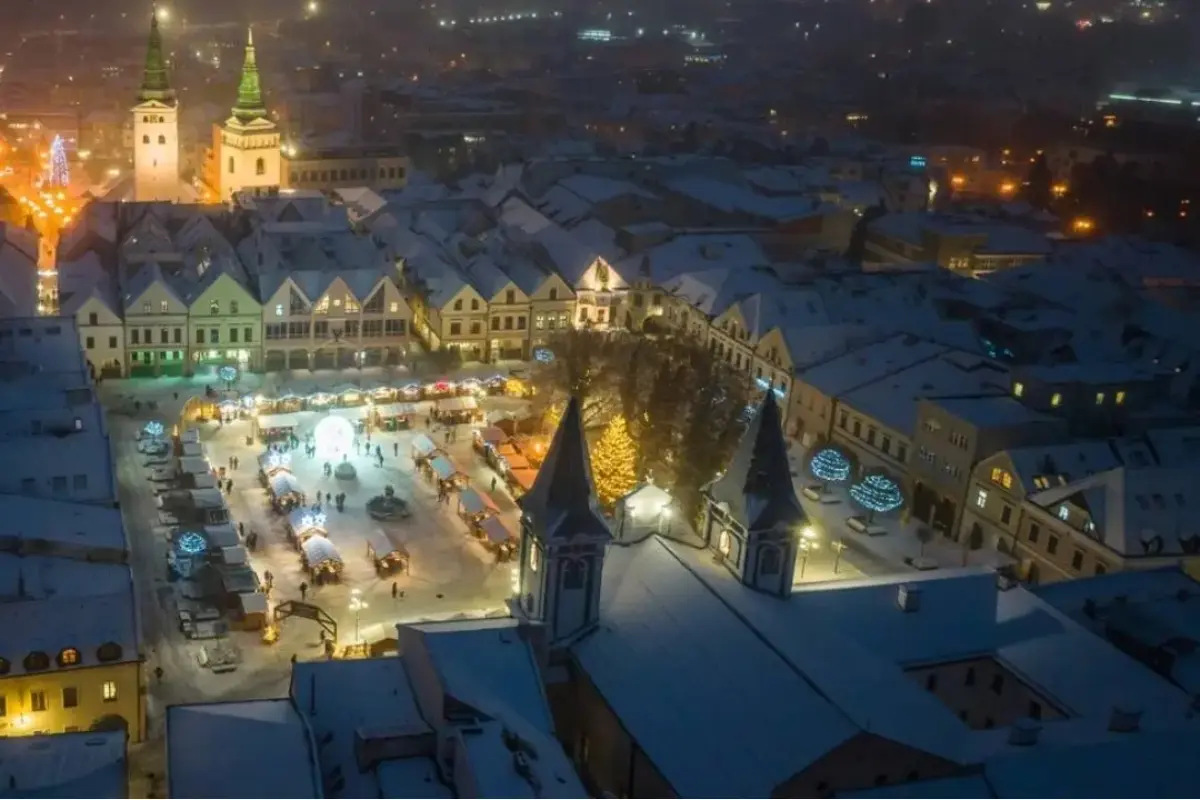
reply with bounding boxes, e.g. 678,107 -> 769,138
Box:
133,6 -> 181,202
218,27 -> 281,201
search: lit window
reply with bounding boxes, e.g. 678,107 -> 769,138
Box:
1013,382 -> 1024,398
1115,390 -> 1126,405
275,303 -> 284,317
718,530 -> 732,556
975,488 -> 988,508
528,545 -> 540,573
160,300 -> 168,313
1095,392 -> 1105,405
1050,392 -> 1062,407
389,301 -> 399,313
1057,504 -> 1069,521
57,648 -> 80,667
102,681 -> 118,701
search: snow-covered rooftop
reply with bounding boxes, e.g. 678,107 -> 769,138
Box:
0,730 -> 127,798
0,495 -> 126,554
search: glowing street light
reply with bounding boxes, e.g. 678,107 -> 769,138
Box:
306,0 -> 318,14
156,6 -> 171,23
349,589 -> 368,643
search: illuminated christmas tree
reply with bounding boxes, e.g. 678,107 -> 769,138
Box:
849,473 -> 904,522
809,447 -> 851,486
591,414 -> 638,509
48,135 -> 69,187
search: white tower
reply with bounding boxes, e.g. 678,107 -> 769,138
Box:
218,28 -> 281,201
132,9 -> 180,202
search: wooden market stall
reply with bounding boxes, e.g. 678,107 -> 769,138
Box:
427,454 -> 468,491
457,487 -> 500,526
189,489 -> 230,525
478,516 -> 518,562
257,450 -> 292,484
472,426 -> 508,456
422,378 -> 456,399
332,384 -> 368,407
301,535 -> 344,584
433,395 -> 481,425
255,411 -> 305,444
232,591 -> 268,631
506,467 -> 538,500
411,433 -> 441,465
328,404 -> 372,433
268,471 -> 306,512
366,530 -> 410,577
374,401 -> 420,431
204,523 -> 240,550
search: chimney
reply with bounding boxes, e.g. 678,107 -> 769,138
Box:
1108,706 -> 1142,733
897,584 -> 921,612
1008,718 -> 1042,746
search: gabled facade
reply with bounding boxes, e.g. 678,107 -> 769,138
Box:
186,270 -> 263,372
73,292 -> 126,379
528,270 -> 575,353
426,281 -> 490,362
123,266 -> 189,376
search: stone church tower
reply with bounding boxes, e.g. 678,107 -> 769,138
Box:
217,28 -> 281,201
132,8 -> 180,202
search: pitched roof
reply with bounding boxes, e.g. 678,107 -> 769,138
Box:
518,397 -> 610,540
707,392 -> 805,531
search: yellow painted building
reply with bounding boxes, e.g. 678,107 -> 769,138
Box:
0,657 -> 143,740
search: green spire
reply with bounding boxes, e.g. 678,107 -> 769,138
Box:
232,27 -> 267,122
138,6 -> 174,102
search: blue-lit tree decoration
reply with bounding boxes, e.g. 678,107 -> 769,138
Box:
809,447 -> 851,490
849,473 -> 904,522
218,365 -> 239,387
48,135 -> 69,187
533,347 -> 555,364
176,531 -> 208,555
144,420 -> 165,438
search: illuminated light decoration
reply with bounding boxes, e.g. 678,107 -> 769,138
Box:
47,135 -> 69,187
533,347 -> 555,364
144,420 -> 165,437
460,379 -> 481,391
753,376 -> 786,399
266,451 -> 291,470
300,511 -> 327,531
177,531 -> 207,555
310,392 -> 333,405
241,395 -> 255,408
809,448 -> 851,484
433,381 -> 451,393
314,415 -> 355,460
591,414 -> 638,509
401,382 -> 420,396
909,155 -> 927,169
218,365 -> 239,383
849,473 -> 905,517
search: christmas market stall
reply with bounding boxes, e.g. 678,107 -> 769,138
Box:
333,384 -> 368,407
371,385 -> 399,404
478,516 -> 518,562
203,523 -> 240,550
286,508 -> 328,548
196,560 -> 262,616
422,378 -> 456,400
456,486 -> 500,527
506,467 -> 538,500
268,471 -> 306,512
489,442 -> 530,475
427,454 -> 468,492
373,401 -> 420,431
410,433 -> 441,466
188,488 -> 230,525
365,529 -> 410,578
257,450 -> 293,486
328,404 -> 372,434
254,411 -> 304,444
301,535 -> 344,584
433,395 -> 481,425
472,426 -> 508,457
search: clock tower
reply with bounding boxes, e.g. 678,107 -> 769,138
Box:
218,28 -> 281,201
132,8 -> 180,202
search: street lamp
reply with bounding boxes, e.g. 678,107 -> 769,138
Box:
798,538 -> 820,580
831,539 -> 847,574
349,589 -> 368,643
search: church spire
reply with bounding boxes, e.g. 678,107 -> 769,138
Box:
520,396 -> 610,541
232,26 -> 267,123
138,6 -> 174,103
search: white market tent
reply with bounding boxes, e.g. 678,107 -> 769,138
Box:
302,535 -> 342,567
179,456 -> 210,476
190,488 -> 226,510
375,402 -> 419,418
436,395 -> 478,413
180,442 -> 204,458
191,473 -> 219,491
256,411 -> 306,430
288,507 -> 327,537
480,516 -> 514,545
179,429 -> 201,445
269,472 -> 304,499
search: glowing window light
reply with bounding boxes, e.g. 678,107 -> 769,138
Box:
809,448 -> 851,484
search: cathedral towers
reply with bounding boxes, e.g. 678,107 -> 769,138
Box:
217,27 -> 281,201
132,8 -> 180,202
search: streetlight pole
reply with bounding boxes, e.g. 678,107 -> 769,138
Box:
349,589 -> 368,644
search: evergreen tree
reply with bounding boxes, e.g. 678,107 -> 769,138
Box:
592,414 -> 638,510
846,201 -> 886,265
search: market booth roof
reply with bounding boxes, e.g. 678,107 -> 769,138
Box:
256,411 -> 306,430
179,456 -> 210,476
429,455 -> 462,481
269,471 -> 304,498
412,434 -> 439,458
435,395 -> 478,413
302,535 -> 342,567
458,487 -> 499,517
329,405 -> 371,422
480,516 -> 514,545
375,401 -> 419,418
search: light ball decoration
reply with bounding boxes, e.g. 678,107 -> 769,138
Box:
144,420 -> 165,438
218,365 -> 239,383
314,414 -> 355,460
809,447 -> 851,484
177,531 -> 208,555
849,473 -> 904,517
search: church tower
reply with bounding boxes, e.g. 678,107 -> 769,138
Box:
702,391 -> 807,596
218,28 -> 281,201
132,8 -> 180,202
515,397 -> 612,648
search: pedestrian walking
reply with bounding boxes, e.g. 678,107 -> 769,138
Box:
491,476 -> 497,493
391,581 -> 398,600
154,665 -> 164,681
229,456 -> 235,468
226,478 -> 234,493
326,491 -> 332,505
300,581 -> 309,601
394,441 -> 399,457
238,521 -> 245,539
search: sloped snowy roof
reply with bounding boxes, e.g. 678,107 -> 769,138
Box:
0,731 -> 127,799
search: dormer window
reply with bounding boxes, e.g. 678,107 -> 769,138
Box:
1115,390 -> 1126,405
1057,504 -> 1070,521
1012,382 -> 1024,398
1095,392 -> 1105,405
1050,392 -> 1062,407
57,647 -> 80,667
142,301 -> 151,314
210,300 -> 220,315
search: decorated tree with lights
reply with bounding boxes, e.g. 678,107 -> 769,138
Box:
48,135 -> 69,187
849,473 -> 904,522
591,414 -> 638,510
809,447 -> 851,490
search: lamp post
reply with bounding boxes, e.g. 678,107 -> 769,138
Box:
349,589 -> 368,644
831,539 -> 847,574
797,525 -> 819,580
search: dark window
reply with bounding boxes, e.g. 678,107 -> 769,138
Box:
24,651 -> 50,672
1047,535 -> 1059,555
853,420 -> 862,437
1028,701 -> 1043,719
991,674 -> 1005,695
563,559 -> 586,589
85,336 -> 95,349
759,547 -> 781,574
256,158 -> 265,175
897,444 -> 907,462
449,322 -> 461,336
1072,550 -> 1084,571
549,288 -> 558,300
839,412 -> 848,429
1028,523 -> 1040,543
491,317 -> 500,330
1001,505 -> 1012,524
158,134 -> 166,144
965,666 -> 976,686
881,435 -> 891,454
88,312 -> 98,325
1095,563 -> 1107,576
31,691 -> 47,712
96,642 -> 124,662
196,329 -> 205,344
63,687 -> 79,708
925,673 -> 938,691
